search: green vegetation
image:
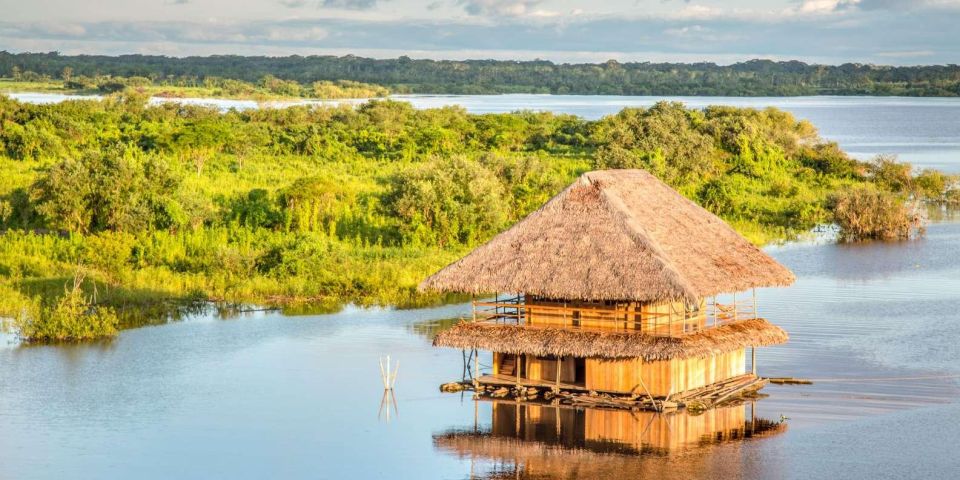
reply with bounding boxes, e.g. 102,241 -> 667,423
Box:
4,52 -> 960,96
0,93 -> 952,340
0,72 -> 388,101
8,273 -> 119,342
831,188 -> 923,241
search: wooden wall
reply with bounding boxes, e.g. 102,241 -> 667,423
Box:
525,297 -> 706,335
585,349 -> 746,396
583,403 -> 748,452
526,355 -> 576,383
489,401 -> 749,453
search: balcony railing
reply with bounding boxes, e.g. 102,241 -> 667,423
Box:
471,293 -> 757,338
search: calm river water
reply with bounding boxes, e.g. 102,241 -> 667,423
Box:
2,95 -> 960,479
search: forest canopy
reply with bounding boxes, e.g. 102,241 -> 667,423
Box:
3,51 -> 960,96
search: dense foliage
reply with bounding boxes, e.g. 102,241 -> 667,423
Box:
10,274 -> 119,342
0,93 -> 952,340
3,51 -> 960,96
831,188 -> 923,241
1,67 -> 389,100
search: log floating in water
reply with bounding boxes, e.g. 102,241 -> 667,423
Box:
765,377 -> 813,385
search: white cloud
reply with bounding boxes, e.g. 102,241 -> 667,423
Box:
664,24 -> 704,36
875,49 -> 935,57
797,0 -> 858,14
266,26 -> 329,41
458,0 -> 555,17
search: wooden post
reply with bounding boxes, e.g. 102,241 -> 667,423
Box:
515,403 -> 521,435
555,405 -> 561,436
471,295 -> 476,322
636,370 -> 658,411
751,347 -> 757,376
517,354 -> 522,386
733,292 -> 738,322
752,288 -> 758,319
474,349 -> 480,385
556,356 -> 562,390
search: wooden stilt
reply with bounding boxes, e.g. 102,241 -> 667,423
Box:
733,292 -> 738,322
555,356 -> 561,390
516,354 -> 522,386
473,349 -> 479,388
751,347 -> 757,375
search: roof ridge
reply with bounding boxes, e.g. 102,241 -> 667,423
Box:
584,172 -> 700,302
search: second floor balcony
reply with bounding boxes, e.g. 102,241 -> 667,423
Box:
470,293 -> 759,338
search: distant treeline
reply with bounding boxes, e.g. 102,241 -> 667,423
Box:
3,51 -> 960,96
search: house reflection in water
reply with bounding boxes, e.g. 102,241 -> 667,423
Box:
434,400 -> 786,479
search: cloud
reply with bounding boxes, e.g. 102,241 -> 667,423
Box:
458,0 -> 555,18
321,0 -> 382,9
664,24 -> 704,36
266,26 -> 329,41
875,50 -> 935,57
279,0 -> 309,7
1,2 -> 958,65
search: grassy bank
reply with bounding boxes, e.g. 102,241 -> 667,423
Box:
0,93 -> 952,340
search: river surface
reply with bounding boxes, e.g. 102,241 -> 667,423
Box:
1,209 -> 960,479
7,92 -> 960,173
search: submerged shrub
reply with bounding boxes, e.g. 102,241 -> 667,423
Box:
830,188 -> 923,241
14,275 -> 119,342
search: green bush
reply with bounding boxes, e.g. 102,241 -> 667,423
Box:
831,188 -> 922,241
385,156 -> 509,247
14,276 -> 119,342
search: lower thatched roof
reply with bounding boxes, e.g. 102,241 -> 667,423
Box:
432,318 -> 787,361
434,419 -> 788,460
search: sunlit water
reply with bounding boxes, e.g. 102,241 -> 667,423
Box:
7,92 -> 960,173
2,211 -> 960,479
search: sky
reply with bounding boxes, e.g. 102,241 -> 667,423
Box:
1,0 -> 958,65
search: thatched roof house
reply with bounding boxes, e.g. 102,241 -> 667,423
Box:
420,169 -> 794,302
422,169 -> 795,398
434,401 -> 786,472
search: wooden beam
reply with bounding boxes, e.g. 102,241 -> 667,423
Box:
556,356 -> 561,389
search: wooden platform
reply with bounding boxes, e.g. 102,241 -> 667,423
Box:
462,373 -> 767,412
477,374 -> 588,392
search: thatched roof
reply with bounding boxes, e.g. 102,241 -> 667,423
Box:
432,318 -> 787,360
419,169 -> 795,302
434,419 -> 787,460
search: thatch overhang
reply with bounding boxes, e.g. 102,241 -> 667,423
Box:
434,419 -> 788,459
432,318 -> 788,361
419,169 -> 795,303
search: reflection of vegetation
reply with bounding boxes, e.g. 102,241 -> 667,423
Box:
408,317 -> 464,341
0,95 -> 954,338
